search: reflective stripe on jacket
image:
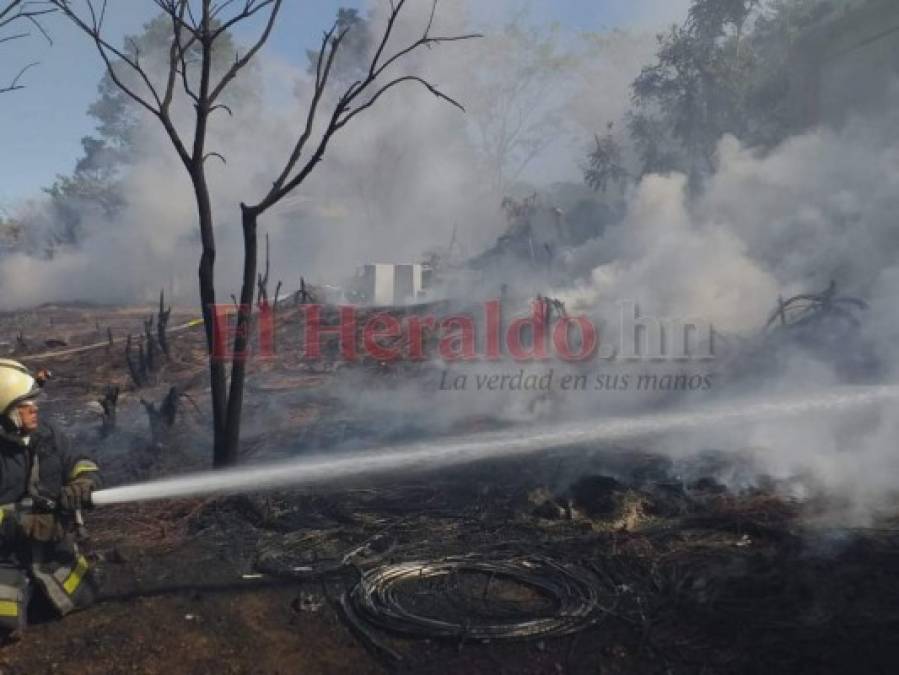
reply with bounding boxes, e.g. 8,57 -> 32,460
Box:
0,424 -> 101,620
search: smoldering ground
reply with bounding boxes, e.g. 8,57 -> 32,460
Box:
4,0 -> 899,524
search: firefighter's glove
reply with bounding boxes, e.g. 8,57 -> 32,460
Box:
20,513 -> 64,543
60,478 -> 94,512
0,508 -> 17,541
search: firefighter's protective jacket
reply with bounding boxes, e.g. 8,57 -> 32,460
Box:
0,424 -> 100,630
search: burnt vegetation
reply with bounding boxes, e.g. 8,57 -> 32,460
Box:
0,0 -> 897,673
0,284 -> 891,672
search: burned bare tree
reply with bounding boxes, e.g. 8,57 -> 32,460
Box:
765,281 -> 869,332
54,0 -> 477,466
295,276 -> 312,306
98,384 -> 119,437
52,0 -> 284,465
255,232 -> 282,347
141,385 -> 180,443
256,232 -> 272,307
125,334 -> 147,388
158,289 -> 172,357
0,1 -> 54,95
125,308 -> 167,388
143,314 -> 157,373
272,280 -> 282,309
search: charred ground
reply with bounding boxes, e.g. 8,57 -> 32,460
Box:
0,302 -> 896,674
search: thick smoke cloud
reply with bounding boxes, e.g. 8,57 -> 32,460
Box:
559,171 -> 779,334
561,118 -> 899,361
0,0 -> 669,309
0,0 -> 498,308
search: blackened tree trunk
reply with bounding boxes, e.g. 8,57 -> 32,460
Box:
221,204 -> 259,465
158,289 -> 172,357
193,173 -> 230,466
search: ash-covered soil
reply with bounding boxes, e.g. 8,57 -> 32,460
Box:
1,303 -> 897,674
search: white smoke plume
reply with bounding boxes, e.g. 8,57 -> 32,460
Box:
0,0 -> 674,310
0,0 -> 495,308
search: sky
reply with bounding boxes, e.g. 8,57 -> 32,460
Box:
0,0 -> 690,207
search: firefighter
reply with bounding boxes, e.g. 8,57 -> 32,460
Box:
0,359 -> 101,641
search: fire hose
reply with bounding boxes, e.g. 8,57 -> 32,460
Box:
86,384 -> 899,509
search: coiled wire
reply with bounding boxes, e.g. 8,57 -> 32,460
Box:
343,556 -> 601,641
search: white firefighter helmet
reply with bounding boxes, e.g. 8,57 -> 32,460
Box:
0,359 -> 41,415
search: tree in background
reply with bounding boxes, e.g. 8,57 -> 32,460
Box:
305,7 -> 371,87
467,20 -> 574,195
42,14 -> 254,250
741,0 -> 838,146
587,0 -> 838,194
629,0 -> 760,189
584,122 -> 630,194
307,8 -> 575,202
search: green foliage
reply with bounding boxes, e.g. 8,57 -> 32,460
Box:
743,0 -> 838,146
43,145 -> 125,246
585,123 -> 630,193
41,13 -> 255,249
597,0 -> 839,192
687,0 -> 761,39
305,7 -> 372,87
630,0 -> 759,186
